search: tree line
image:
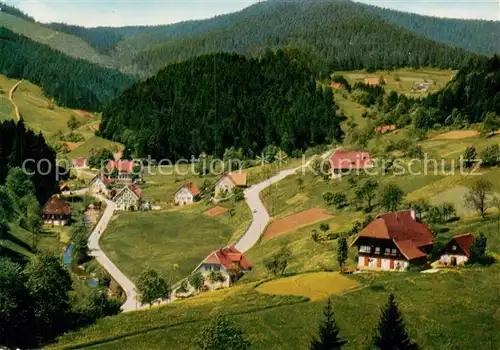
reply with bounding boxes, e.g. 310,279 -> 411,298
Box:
100,50 -> 344,160
0,27 -> 134,111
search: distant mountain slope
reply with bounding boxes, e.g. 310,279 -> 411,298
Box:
129,0 -> 476,76
363,4 -> 500,55
0,28 -> 134,111
0,10 -> 113,67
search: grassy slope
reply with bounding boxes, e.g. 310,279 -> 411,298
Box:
0,12 -> 113,67
0,75 -> 15,121
0,74 -> 123,157
340,68 -> 455,97
50,267 -> 500,349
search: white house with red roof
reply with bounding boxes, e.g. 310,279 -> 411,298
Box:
174,182 -> 201,205
72,157 -> 88,169
440,233 -> 475,266
352,210 -> 434,271
194,246 -> 251,288
89,174 -> 114,195
215,172 -> 247,197
113,184 -> 142,211
106,160 -> 139,182
329,150 -> 373,177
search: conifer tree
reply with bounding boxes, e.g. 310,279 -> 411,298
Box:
372,294 -> 418,350
311,298 -> 347,350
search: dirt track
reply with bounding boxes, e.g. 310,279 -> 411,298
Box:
8,80 -> 23,120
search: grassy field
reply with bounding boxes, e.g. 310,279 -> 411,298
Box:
256,272 -> 359,301
0,74 -> 123,158
0,75 -> 15,121
49,266 -> 500,350
338,68 -> 455,97
101,210 -> 236,284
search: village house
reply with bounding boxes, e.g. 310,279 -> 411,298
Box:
375,125 -> 397,134
215,172 -> 247,197
106,160 -> 139,183
43,195 -> 72,226
194,246 -> 251,288
174,182 -> 201,205
329,151 -> 373,177
330,82 -> 344,89
72,157 -> 88,169
364,77 -> 381,86
440,233 -> 475,266
113,184 -> 142,211
352,210 -> 434,271
89,174 -> 114,195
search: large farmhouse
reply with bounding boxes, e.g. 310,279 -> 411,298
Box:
215,172 -> 247,197
195,246 -> 251,288
106,160 -> 138,183
352,210 -> 434,271
174,182 -> 201,205
72,157 -> 88,169
43,196 -> 71,226
440,233 -> 475,266
329,151 -> 373,177
113,184 -> 142,211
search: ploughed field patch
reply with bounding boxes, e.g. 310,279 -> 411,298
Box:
264,208 -> 333,241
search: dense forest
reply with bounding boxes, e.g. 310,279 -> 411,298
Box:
0,27 -> 134,111
0,119 -> 58,204
100,50 -> 343,159
131,0 -> 476,76
365,5 -> 500,56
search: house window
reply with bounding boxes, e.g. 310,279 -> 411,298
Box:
391,249 -> 397,256
359,245 -> 371,253
452,245 -> 457,251
384,248 -> 390,255
214,265 -> 220,272
375,247 -> 381,254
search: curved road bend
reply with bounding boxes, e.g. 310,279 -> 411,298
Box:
8,79 -> 23,121
234,148 -> 335,253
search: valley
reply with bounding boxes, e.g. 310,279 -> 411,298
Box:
1,1 -> 500,349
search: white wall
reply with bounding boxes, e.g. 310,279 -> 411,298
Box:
357,255 -> 409,271
440,254 -> 468,266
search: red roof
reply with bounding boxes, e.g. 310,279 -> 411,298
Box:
330,82 -> 344,89
330,151 -> 373,170
203,246 -> 251,270
106,160 -> 135,174
357,210 -> 434,260
127,184 -> 142,198
176,182 -> 201,197
448,233 -> 476,257
72,157 -> 88,167
375,125 -> 397,133
43,196 -> 71,216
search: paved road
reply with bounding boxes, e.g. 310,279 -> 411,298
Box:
235,149 -> 334,253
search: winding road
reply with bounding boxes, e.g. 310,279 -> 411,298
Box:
81,148 -> 334,312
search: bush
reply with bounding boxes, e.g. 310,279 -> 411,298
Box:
327,232 -> 339,240
319,223 -> 330,232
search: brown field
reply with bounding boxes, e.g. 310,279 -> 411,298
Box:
264,208 -> 333,240
204,206 -> 229,217
57,141 -> 82,151
74,109 -> 93,118
432,130 -> 480,140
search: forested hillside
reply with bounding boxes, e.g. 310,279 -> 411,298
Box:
0,119 -> 57,204
100,51 -> 343,159
130,0 -> 476,76
365,5 -> 500,55
0,28 -> 134,111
